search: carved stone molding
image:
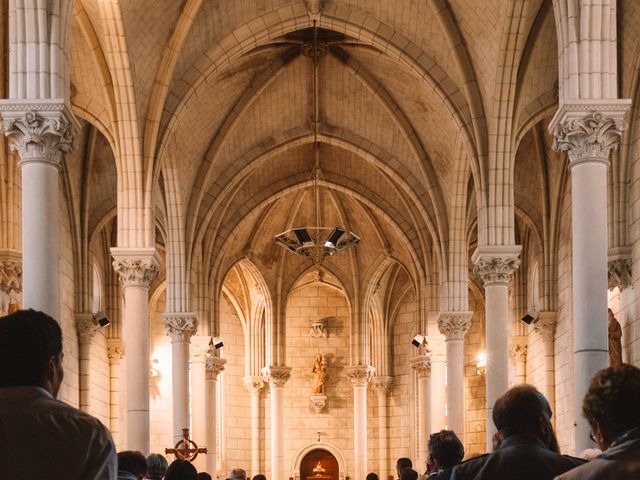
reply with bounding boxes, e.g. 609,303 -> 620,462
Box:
111,248 -> 160,287
0,250 -> 22,294
243,375 -> 266,394
369,375 -> 393,395
437,312 -> 473,340
107,338 -> 125,363
190,335 -> 213,363
310,393 -> 327,413
608,257 -> 632,291
510,337 -> 528,362
345,365 -> 375,386
305,0 -> 322,16
0,103 -> 74,166
163,312 -> 197,342
411,355 -> 432,377
309,317 -> 328,338
533,312 -> 557,342
262,365 -> 292,387
205,355 -> 226,380
76,313 -> 99,345
472,246 -> 521,286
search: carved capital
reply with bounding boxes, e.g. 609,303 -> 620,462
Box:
0,250 -> 22,294
205,355 -> 226,380
472,246 -> 521,286
369,375 -> 393,395
309,393 -> 327,413
163,312 -> 197,342
76,313 -> 99,345
0,103 -> 74,166
190,336 -> 213,363
411,355 -> 432,377
608,257 -> 632,291
437,312 -> 473,340
262,365 -> 292,387
552,113 -> 624,164
533,312 -> 557,342
243,375 -> 266,394
510,336 -> 528,362
345,365 -> 375,386
107,338 -> 125,363
111,248 -> 160,287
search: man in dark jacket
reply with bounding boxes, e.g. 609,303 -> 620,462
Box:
451,385 -> 584,480
427,430 -> 464,480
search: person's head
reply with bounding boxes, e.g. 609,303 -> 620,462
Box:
252,475 -> 266,480
583,364 -> 640,450
400,469 -> 418,480
198,473 -> 213,480
117,451 -> 147,480
492,384 -> 558,452
229,468 -> 247,480
165,459 -> 198,480
366,474 -> 379,480
0,309 -> 63,396
396,458 -> 412,478
146,453 -> 169,480
428,430 -> 464,470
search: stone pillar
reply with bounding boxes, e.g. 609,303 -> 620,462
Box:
437,312 -> 472,439
472,246 -> 521,448
190,336 -> 212,472
76,313 -> 100,413
370,376 -> 392,480
164,312 -> 197,443
263,365 -> 292,480
411,354 -> 431,472
111,248 -> 160,454
427,336 -> 447,432
533,312 -> 557,417
205,355 -> 226,479
107,338 -> 125,449
510,337 -> 528,385
1,106 -> 73,318
550,107 -> 629,452
346,365 -> 375,480
244,375 -> 266,477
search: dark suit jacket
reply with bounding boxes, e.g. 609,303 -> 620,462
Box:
450,434 -> 586,480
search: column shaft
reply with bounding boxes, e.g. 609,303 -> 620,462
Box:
371,376 -> 391,480
446,339 -> 465,436
205,356 -> 226,479
251,390 -> 260,475
346,365 -> 374,480
171,339 -> 190,443
430,358 -> 447,432
263,366 -> 291,480
107,339 -> 125,449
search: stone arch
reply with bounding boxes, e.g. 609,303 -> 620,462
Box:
291,441 -> 349,480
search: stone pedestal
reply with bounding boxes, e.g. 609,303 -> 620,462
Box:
310,393 -> 327,413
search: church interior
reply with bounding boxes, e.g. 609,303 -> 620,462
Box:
1,1 -> 639,479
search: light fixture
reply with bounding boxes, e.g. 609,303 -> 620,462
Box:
476,351 -> 487,376
274,22 -> 359,263
92,311 -> 110,328
212,337 -> 224,349
411,335 -> 427,348
521,311 -> 538,324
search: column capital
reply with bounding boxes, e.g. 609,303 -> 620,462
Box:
411,354 -> 432,377
0,100 -> 75,167
437,311 -> 473,340
0,250 -> 22,294
163,312 -> 197,342
205,355 -> 226,380
190,335 -> 213,363
472,245 -> 521,286
369,375 -> 393,395
549,101 -> 631,165
76,313 -> 99,345
532,311 -> 557,342
345,365 -> 375,386
608,248 -> 632,291
262,365 -> 292,387
509,336 -> 528,362
107,338 -> 125,364
243,375 -> 266,394
111,248 -> 160,287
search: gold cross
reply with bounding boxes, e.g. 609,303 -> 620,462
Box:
165,428 -> 207,462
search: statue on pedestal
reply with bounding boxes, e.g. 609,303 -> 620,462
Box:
608,308 -> 623,368
312,353 -> 327,394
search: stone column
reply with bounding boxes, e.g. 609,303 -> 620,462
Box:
510,337 -> 528,385
107,338 -> 125,449
346,365 -> 375,480
550,106 -> 629,452
190,336 -> 212,472
111,248 -> 160,454
411,354 -> 431,472
533,312 -> 557,416
263,365 -> 292,480
76,313 -> 100,413
472,246 -> 521,448
164,312 -> 197,443
1,106 -> 73,318
244,375 -> 266,476
437,312 -> 472,439
427,336 -> 447,432
370,376 -> 392,480
205,355 -> 226,479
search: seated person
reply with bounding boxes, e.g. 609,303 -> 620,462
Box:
451,384 -> 585,480
556,364 -> 640,479
396,457 -> 412,479
427,430 -> 464,479
118,451 -> 147,480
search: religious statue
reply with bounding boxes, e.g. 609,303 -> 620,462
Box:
608,308 -> 623,368
312,353 -> 327,394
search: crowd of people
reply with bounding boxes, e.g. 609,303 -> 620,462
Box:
1,309 -> 639,479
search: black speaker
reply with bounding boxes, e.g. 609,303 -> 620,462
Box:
521,311 -> 538,324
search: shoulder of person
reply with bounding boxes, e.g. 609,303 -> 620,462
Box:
561,454 -> 588,466
453,454 -> 490,472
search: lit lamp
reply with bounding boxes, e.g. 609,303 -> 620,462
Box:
476,351 -> 487,376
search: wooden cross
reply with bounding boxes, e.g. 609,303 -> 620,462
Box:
165,428 -> 207,462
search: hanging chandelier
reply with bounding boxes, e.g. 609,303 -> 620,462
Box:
274,22 -> 360,263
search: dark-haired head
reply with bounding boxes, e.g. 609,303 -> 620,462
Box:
165,459 -> 198,480
198,473 -> 213,480
366,473 -> 379,480
117,451 -> 147,479
146,453 -> 169,479
0,309 -> 63,396
400,469 -> 418,480
252,475 -> 266,480
428,430 -> 464,470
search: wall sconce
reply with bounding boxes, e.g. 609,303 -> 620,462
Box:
476,351 -> 487,376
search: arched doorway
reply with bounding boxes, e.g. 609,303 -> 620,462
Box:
300,449 -> 339,480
